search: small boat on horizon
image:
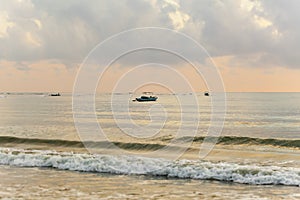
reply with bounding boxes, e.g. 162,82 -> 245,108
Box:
135,95 -> 158,102
134,92 -> 158,102
49,93 -> 61,97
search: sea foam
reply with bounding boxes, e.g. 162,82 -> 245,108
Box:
0,148 -> 299,186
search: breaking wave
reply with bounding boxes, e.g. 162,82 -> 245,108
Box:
0,148 -> 299,186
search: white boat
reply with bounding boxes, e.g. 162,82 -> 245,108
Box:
135,95 -> 158,102
134,92 -> 158,102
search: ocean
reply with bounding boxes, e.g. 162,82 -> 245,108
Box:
0,92 -> 299,199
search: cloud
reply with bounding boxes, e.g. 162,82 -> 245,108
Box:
0,11 -> 15,37
0,0 -> 300,69
14,62 -> 30,71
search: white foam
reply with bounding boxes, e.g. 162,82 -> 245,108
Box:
0,148 -> 299,186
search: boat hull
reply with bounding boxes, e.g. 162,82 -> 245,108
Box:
135,97 -> 158,102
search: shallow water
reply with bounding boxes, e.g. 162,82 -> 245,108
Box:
1,165 -> 299,200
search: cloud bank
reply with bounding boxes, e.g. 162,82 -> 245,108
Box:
0,0 -> 300,69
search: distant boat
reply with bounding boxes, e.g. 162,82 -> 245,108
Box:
204,92 -> 209,96
135,95 -> 158,102
134,92 -> 158,102
49,93 -> 61,96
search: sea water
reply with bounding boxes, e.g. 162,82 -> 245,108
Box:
0,93 -> 299,199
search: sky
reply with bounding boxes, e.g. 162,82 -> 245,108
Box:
1,0 -> 300,92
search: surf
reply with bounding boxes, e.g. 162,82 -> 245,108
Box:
0,148 -> 299,187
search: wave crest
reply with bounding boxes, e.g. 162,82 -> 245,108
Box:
0,148 -> 299,186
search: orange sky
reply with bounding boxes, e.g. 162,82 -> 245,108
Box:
1,59 -> 300,93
